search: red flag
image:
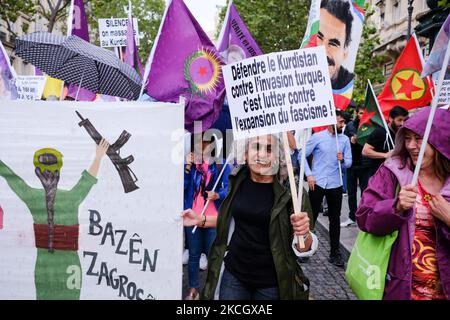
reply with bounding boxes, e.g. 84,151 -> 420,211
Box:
377,34 -> 434,119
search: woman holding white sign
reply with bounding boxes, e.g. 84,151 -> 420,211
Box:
182,134 -> 318,300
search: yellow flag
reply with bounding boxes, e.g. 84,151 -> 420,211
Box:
42,76 -> 63,100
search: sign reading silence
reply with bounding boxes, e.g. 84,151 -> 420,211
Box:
99,18 -> 140,48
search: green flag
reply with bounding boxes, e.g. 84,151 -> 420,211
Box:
356,82 -> 385,146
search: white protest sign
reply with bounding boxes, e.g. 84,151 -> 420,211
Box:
15,76 -> 46,101
434,69 -> 450,105
99,18 -> 140,48
0,101 -> 184,300
437,80 -> 450,104
223,46 -> 337,140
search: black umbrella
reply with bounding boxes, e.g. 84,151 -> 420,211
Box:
15,32 -> 142,100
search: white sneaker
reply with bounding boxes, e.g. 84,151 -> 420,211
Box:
182,249 -> 189,265
199,253 -> 208,271
340,218 -> 356,228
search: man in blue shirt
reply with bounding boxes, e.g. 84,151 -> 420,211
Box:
303,110 -> 352,267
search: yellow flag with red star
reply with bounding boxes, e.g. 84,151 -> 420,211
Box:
377,34 -> 434,119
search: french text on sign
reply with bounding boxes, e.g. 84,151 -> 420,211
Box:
223,46 -> 337,140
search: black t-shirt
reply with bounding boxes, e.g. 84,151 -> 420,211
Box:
361,126 -> 395,169
344,119 -> 364,167
224,176 -> 277,289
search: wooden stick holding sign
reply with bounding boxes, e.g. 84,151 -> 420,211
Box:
282,131 -> 305,249
411,39 -> 450,186
297,129 -> 308,217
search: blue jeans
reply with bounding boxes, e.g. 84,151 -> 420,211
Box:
185,226 -> 216,289
342,167 -> 348,193
219,268 -> 279,300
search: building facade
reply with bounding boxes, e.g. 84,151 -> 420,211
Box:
1,3 -> 66,76
368,0 -> 434,78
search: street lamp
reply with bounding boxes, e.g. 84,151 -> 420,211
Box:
407,0 -> 415,40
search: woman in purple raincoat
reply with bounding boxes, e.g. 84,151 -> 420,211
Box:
356,107 -> 450,300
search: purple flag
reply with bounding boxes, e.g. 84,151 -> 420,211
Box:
0,42 -> 17,100
34,67 -> 43,76
145,0 -> 225,132
125,8 -> 144,78
422,14 -> 450,77
67,0 -> 96,101
217,2 -> 263,64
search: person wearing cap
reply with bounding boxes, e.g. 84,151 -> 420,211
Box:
356,107 -> 450,300
0,139 -> 109,299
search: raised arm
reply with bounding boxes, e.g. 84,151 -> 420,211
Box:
70,139 -> 109,205
0,160 -> 33,202
88,138 -> 109,178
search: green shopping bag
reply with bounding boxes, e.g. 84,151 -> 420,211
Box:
345,230 -> 398,300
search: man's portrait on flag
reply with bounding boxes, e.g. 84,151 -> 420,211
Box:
221,43 -> 246,64
0,71 -> 16,101
317,0 -> 361,91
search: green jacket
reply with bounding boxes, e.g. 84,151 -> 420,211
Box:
202,165 -> 314,300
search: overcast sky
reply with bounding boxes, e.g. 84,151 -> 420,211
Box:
166,0 -> 227,32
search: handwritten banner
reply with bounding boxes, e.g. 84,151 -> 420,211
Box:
0,101 -> 184,300
15,76 -> 46,101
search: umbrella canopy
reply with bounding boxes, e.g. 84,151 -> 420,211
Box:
15,32 -> 141,100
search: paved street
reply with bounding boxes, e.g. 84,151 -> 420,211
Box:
301,225 -> 356,300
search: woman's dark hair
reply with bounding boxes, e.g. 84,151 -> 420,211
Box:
393,128 -> 450,182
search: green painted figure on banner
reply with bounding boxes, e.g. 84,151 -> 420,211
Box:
0,139 -> 109,299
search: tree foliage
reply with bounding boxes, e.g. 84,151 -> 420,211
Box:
352,6 -> 385,106
438,0 -> 450,7
87,0 -> 165,62
0,0 -> 36,37
216,0 -> 311,53
36,0 -> 71,32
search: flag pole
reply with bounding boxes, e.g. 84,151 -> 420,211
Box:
216,0 -> 232,48
139,0 -> 172,99
411,39 -> 450,186
368,79 -> 395,148
283,131 -> 305,248
60,0 -> 75,101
